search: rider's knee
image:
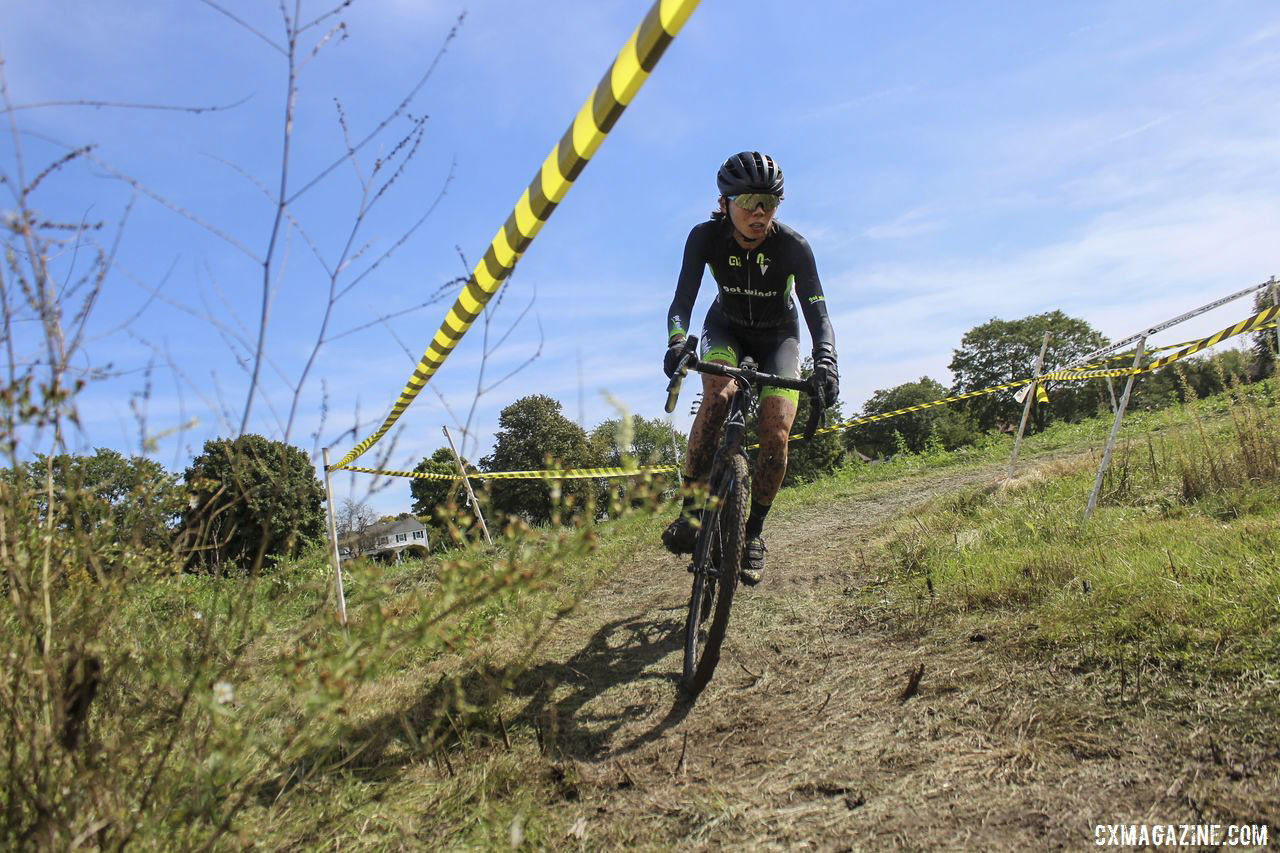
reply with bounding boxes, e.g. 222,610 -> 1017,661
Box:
701,376 -> 734,409
759,425 -> 791,457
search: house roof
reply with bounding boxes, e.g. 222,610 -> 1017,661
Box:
338,516 -> 428,549
366,518 -> 427,537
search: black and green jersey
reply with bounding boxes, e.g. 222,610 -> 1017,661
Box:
666,219 -> 835,351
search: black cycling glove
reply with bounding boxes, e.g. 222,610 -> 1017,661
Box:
664,338 -> 690,379
812,344 -> 839,406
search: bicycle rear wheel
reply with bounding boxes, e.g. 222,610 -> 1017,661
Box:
681,453 -> 750,695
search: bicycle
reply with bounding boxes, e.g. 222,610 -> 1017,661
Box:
663,335 -> 826,695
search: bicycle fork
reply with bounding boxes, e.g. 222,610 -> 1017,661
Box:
687,385 -> 751,579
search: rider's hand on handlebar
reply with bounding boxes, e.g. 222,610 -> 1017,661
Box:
812,345 -> 839,406
664,337 -> 690,378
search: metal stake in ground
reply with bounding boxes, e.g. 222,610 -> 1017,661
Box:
1270,276 -> 1279,360
1084,338 -> 1146,520
443,425 -> 493,546
1008,331 -> 1052,479
321,448 -> 348,627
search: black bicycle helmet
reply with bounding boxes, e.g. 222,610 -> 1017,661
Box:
716,151 -> 784,197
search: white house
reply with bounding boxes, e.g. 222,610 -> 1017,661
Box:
340,517 -> 429,561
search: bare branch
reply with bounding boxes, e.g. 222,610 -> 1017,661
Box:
283,126 -> 449,439
238,18 -> 300,437
299,0 -> 355,36
299,22 -> 348,74
197,0 -> 287,56
311,377 -> 330,459
5,95 -> 253,116
481,316 -> 544,397
55,139 -> 261,261
65,199 -> 133,359
334,156 -> 456,302
52,209 -> 97,307
367,116 -> 429,207
286,13 -> 465,205
200,151 -> 275,203
103,255 -> 297,396
487,281 -> 539,355
325,286 -> 461,343
333,98 -> 366,189
22,145 -> 92,196
378,317 -> 419,364
127,329 -> 231,436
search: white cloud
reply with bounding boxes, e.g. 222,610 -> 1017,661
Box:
829,187 -> 1279,410
863,206 -> 945,241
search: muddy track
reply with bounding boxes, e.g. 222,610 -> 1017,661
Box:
495,457 -> 1278,849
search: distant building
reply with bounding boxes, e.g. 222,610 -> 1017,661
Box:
339,517 -> 429,561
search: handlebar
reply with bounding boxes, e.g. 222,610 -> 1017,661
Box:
663,334 -> 828,440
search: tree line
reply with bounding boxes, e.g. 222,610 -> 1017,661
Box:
18,304 -> 1272,571
411,305 -> 1275,532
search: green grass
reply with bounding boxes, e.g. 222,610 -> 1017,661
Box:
880,383 -> 1280,682
20,384 -> 1278,847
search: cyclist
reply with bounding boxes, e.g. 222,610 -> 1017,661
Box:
662,151 -> 839,585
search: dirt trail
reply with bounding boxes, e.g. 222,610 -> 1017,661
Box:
496,458 -> 1277,849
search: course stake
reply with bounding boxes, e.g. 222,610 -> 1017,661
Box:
443,426 -> 493,546
321,448 -> 349,627
1084,338 -> 1145,520
1270,276 -> 1279,360
1008,331 -> 1051,478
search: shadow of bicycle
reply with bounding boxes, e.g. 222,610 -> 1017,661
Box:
506,610 -> 691,759
250,602 -> 716,815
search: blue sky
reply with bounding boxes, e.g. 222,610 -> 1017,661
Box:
4,0 -> 1279,513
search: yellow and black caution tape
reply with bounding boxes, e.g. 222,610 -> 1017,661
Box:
335,463 -> 679,482
804,303 -> 1280,441
1076,320 -> 1277,370
1044,303 -> 1280,383
338,304 -> 1280,483
1137,302 -> 1275,371
799,376 -> 1038,440
332,0 -> 701,471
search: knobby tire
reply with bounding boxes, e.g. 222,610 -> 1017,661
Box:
681,453 -> 750,695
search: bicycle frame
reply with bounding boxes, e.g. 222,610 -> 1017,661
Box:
663,335 -> 825,694
707,369 -> 754,482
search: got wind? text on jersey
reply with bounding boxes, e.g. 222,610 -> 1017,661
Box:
667,219 -> 834,346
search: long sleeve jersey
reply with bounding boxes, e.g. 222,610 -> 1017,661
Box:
665,219 -> 835,352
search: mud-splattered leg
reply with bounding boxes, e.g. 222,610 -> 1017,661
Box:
752,395 -> 799,505
683,366 -> 734,483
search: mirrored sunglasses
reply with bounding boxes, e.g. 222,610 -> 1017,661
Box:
729,193 -> 781,212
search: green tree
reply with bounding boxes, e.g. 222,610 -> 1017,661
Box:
588,415 -> 685,468
588,414 -> 687,511
409,447 -> 486,545
1133,349 -> 1254,409
480,395 -> 601,525
1249,289 -> 1277,378
25,448 -> 183,574
735,358 -> 846,487
949,310 -> 1108,432
849,377 -> 982,458
181,434 -> 325,573
409,447 -> 467,516
780,358 -> 846,485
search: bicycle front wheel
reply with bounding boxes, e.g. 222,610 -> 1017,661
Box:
681,453 -> 750,695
